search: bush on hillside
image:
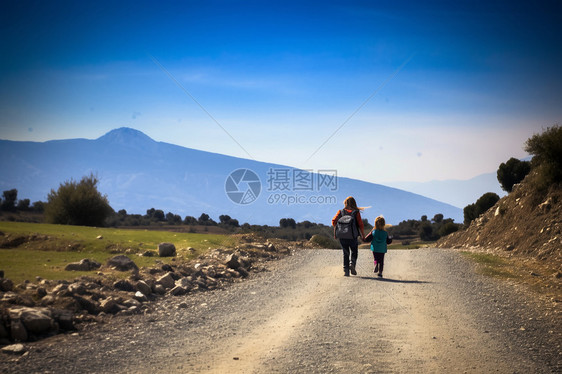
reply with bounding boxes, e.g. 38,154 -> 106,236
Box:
44,174 -> 113,226
1,189 -> 18,212
279,218 -> 297,228
525,125 -> 562,189
463,192 -> 500,225
497,157 -> 531,192
438,221 -> 460,236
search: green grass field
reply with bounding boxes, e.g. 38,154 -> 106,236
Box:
0,221 -> 238,284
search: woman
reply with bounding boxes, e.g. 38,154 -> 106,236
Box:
332,196 -> 365,276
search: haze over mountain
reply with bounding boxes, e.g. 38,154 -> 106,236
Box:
0,128 -> 462,225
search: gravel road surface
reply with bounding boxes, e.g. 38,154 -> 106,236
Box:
2,248 -> 560,373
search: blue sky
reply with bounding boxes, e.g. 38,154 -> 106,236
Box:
1,0 -> 561,183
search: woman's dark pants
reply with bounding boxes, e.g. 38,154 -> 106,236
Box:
339,238 -> 358,272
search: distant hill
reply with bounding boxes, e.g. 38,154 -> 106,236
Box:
386,173 -> 507,209
0,127 -> 463,225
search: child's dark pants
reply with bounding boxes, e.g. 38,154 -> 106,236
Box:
373,252 -> 385,273
339,238 -> 358,272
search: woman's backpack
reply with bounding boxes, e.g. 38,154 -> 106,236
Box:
334,209 -> 359,239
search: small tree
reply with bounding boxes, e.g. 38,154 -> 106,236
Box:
16,198 -> 30,211
198,213 -> 216,226
463,192 -> 500,225
44,174 -> 113,226
279,218 -> 296,229
31,201 -> 45,213
1,189 -> 18,212
419,221 -> 439,241
497,157 -> 531,192
198,213 -> 210,225
432,213 -> 444,224
184,215 -> 197,225
439,222 -> 460,237
475,192 -> 500,214
219,215 -> 232,225
525,125 -> 562,186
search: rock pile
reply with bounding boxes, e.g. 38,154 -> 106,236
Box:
0,238 -> 293,347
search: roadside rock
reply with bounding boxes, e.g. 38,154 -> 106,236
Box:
100,297 -> 120,314
72,295 -> 100,315
153,284 -> 166,295
136,280 -> 152,296
236,267 -> 249,278
133,291 -> 148,302
16,307 -> 54,334
65,259 -> 101,271
169,285 -> 187,296
226,254 -> 241,269
162,264 -> 173,272
9,318 -> 28,342
51,309 -> 74,330
0,278 -> 14,292
156,273 -> 175,289
68,282 -> 87,295
1,343 -> 26,355
106,255 -> 139,272
158,242 -> 176,257
113,280 -> 135,292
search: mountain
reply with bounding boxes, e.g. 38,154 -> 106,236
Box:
386,173 -> 507,209
0,128 -> 463,225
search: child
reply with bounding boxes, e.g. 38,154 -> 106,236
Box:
368,216 -> 392,277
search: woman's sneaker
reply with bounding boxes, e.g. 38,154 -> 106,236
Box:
350,264 -> 357,275
378,273 -> 383,278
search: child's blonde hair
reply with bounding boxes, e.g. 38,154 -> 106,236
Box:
374,215 -> 386,230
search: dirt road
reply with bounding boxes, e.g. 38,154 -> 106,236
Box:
2,248 -> 560,373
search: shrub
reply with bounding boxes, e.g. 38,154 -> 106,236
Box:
419,222 -> 439,241
310,234 -> 340,249
525,125 -> 562,188
1,189 -> 18,212
44,174 -> 113,226
279,218 -> 297,228
183,215 -> 197,225
198,213 -> 217,226
31,201 -> 45,213
463,203 -> 477,225
497,157 -> 531,192
438,222 -> 460,237
16,198 -> 30,211
463,192 -> 500,225
475,192 -> 500,213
